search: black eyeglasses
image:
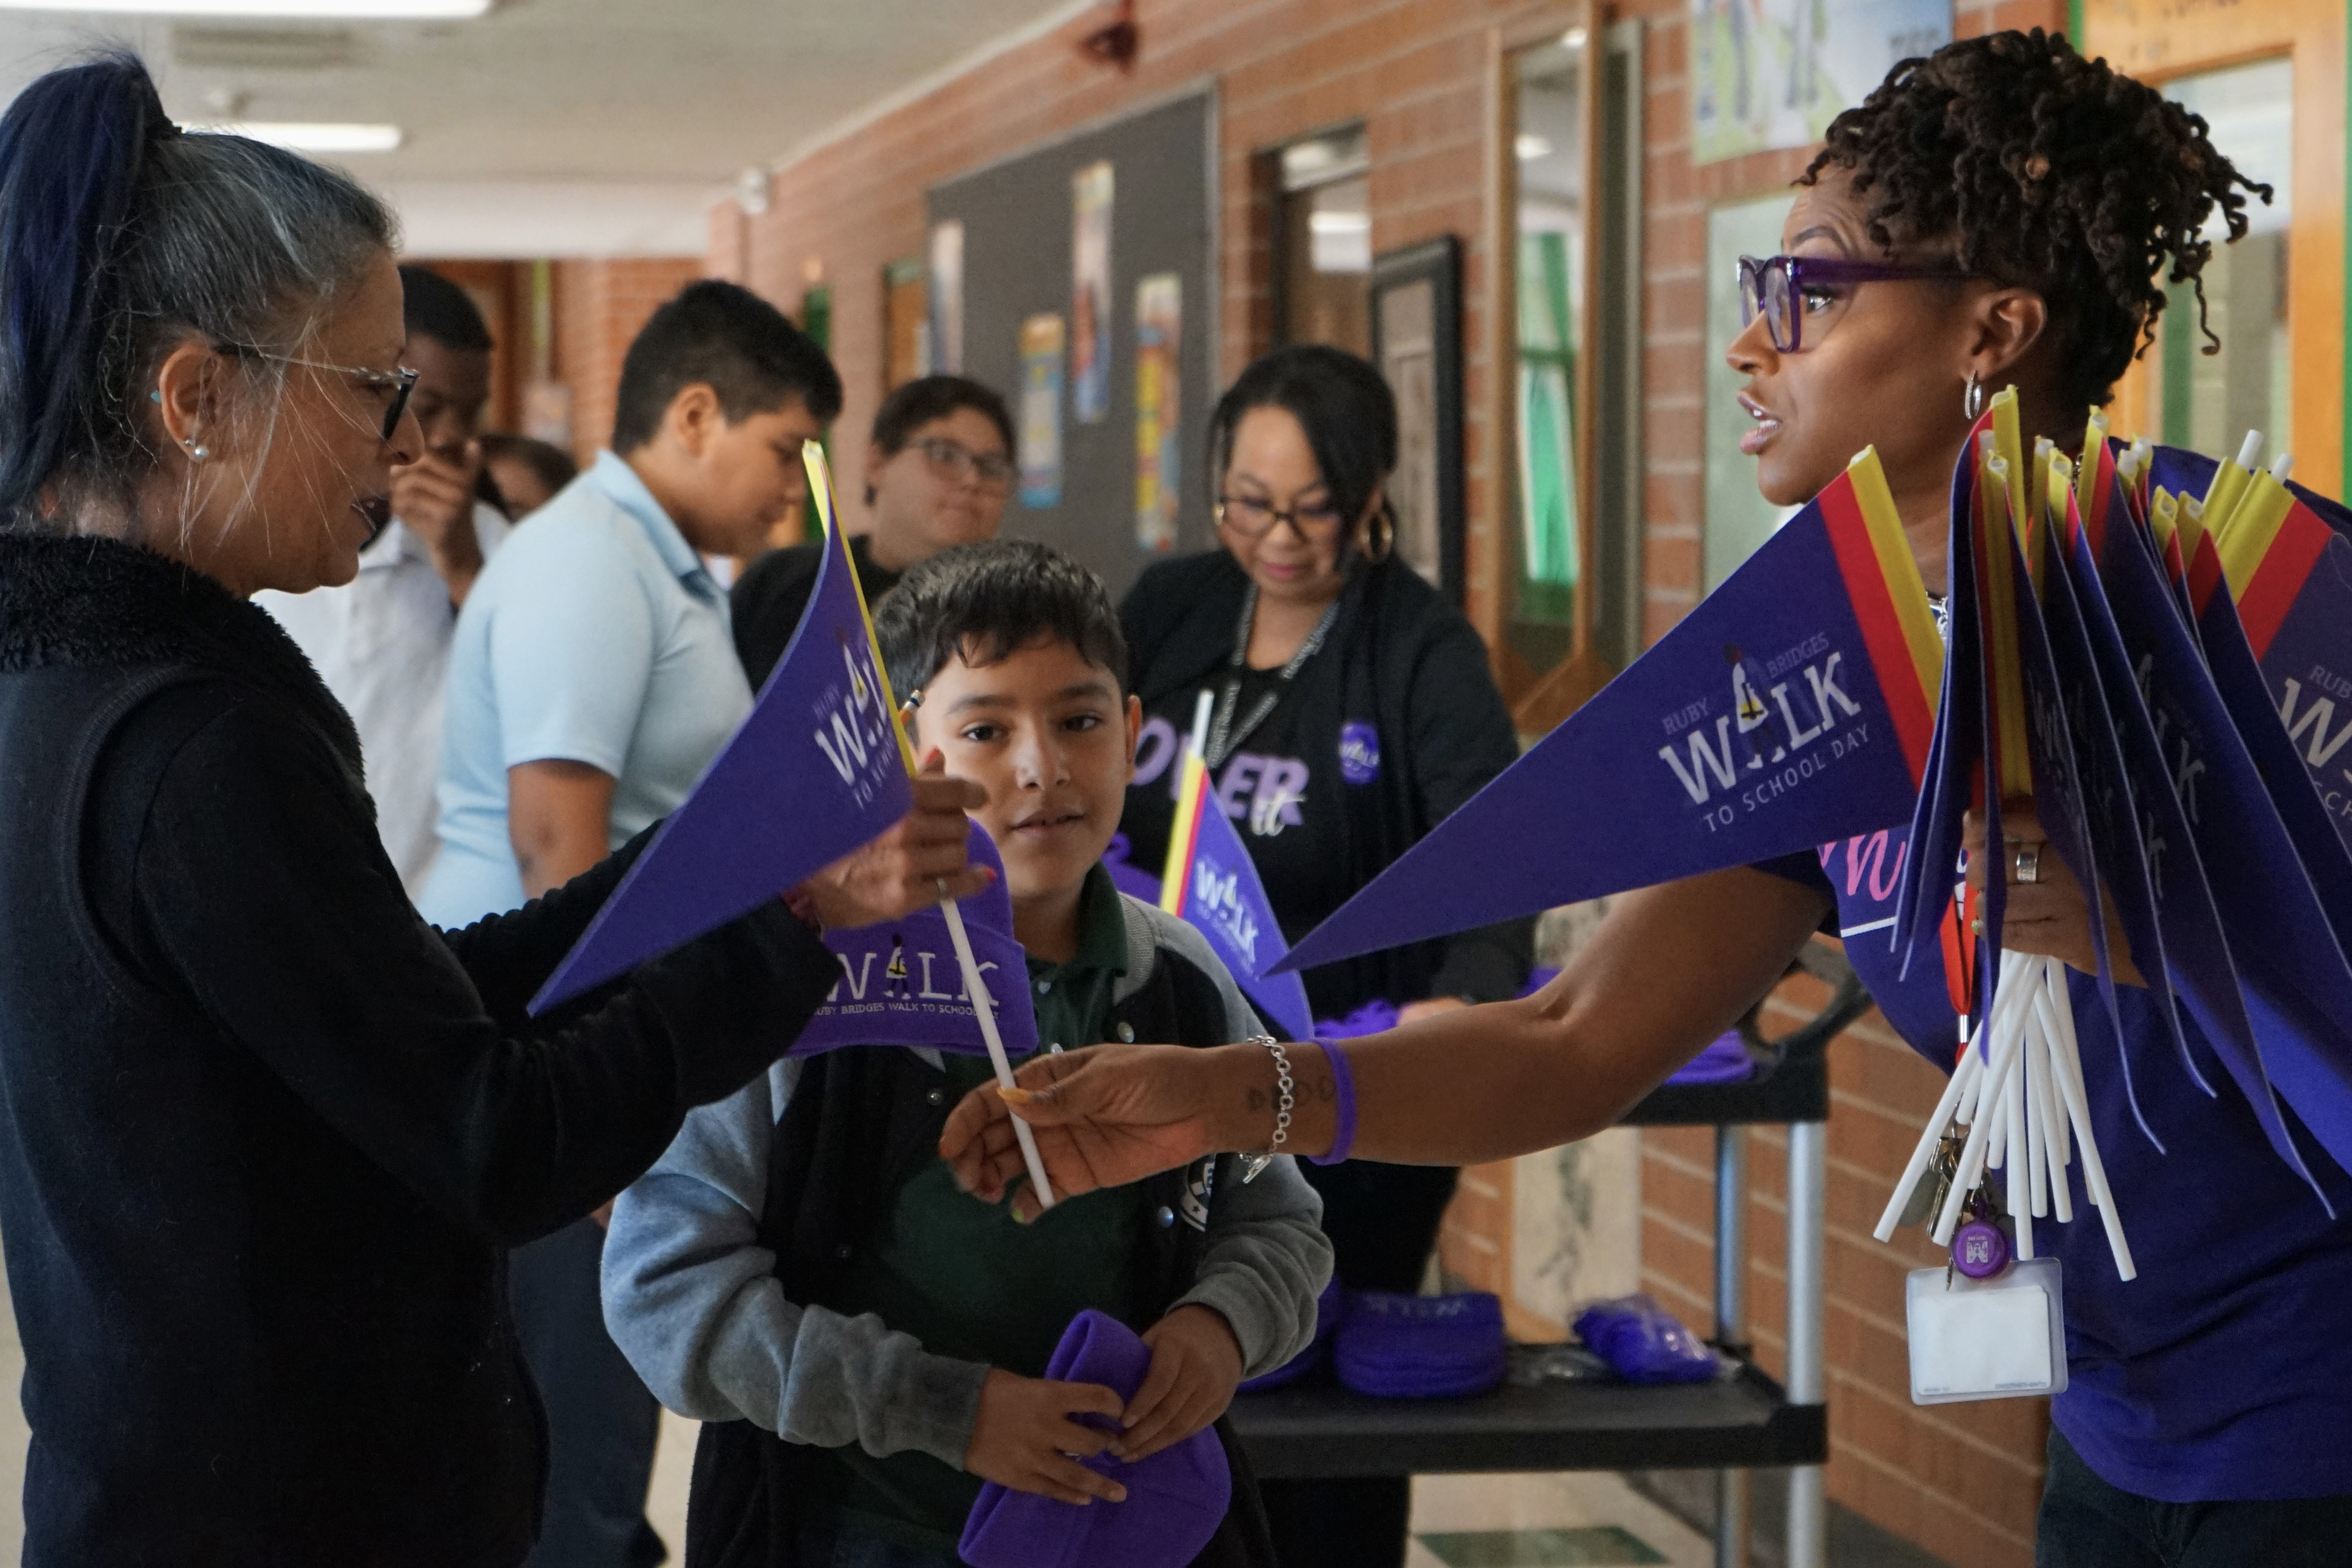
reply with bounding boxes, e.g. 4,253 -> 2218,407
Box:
1215,493 -> 1346,542
1736,254 -> 1971,353
215,342 -> 420,442
913,436 -> 1015,490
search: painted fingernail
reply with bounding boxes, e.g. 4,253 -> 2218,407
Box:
1000,1086 -> 1034,1105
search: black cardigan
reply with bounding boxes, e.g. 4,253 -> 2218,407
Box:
0,532 -> 835,1567
1121,550 -> 1533,1018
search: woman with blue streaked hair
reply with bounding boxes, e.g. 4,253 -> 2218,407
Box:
0,53 -> 983,1566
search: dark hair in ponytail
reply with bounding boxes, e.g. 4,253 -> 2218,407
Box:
0,52 -> 395,528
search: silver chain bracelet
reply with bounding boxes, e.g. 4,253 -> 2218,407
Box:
1237,1034 -> 1293,1185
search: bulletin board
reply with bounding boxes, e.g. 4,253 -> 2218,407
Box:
926,88 -> 1217,599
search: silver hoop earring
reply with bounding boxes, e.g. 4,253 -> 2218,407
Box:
1963,372 -> 1986,421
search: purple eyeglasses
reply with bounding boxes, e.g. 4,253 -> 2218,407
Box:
1737,254 -> 1971,353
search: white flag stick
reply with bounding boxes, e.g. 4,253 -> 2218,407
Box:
1874,1042 -> 1979,1242
1933,960 -> 2038,1244
2038,962 -> 2134,1279
2026,1011 -> 2063,1222
1187,690 -> 1214,767
2007,1040 -> 2033,1259
1988,1066 -> 2011,1171
939,895 -> 1055,1211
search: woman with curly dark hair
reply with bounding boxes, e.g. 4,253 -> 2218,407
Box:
947,31 -> 2352,1564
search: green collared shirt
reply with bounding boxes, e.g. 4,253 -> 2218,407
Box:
811,865 -> 1148,1546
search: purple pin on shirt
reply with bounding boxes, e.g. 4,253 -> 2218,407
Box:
1951,1220 -> 2012,1280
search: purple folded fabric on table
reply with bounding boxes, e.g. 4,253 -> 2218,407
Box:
1572,1294 -> 1720,1384
1670,1030 -> 1759,1085
1332,1290 -> 1507,1400
959,1310 -> 1231,1568
1236,1275 -> 1344,1393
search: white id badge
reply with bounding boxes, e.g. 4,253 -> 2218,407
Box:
1906,1258 -> 2066,1405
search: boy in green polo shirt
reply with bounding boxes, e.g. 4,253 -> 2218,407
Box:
603,540 -> 1329,1568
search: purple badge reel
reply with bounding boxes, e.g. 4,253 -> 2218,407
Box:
960,1310 -> 1231,1568
1338,722 -> 1382,785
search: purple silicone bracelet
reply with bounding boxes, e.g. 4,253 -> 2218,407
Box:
1310,1038 -> 1357,1166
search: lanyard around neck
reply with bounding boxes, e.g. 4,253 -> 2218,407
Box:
1205,583 -> 1341,770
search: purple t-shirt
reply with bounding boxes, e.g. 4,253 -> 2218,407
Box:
1770,828 -> 2352,1503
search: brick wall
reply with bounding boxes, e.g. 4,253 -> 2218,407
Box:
708,2 -> 2070,1564
550,256 -> 707,468
726,0 -> 1555,637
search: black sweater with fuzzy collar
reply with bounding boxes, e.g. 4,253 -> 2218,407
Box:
0,533 -> 834,1566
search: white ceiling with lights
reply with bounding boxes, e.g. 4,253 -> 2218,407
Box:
0,0 -> 1095,255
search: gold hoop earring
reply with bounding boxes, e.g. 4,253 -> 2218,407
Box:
1963,372 -> 1986,421
1365,508 -> 1395,564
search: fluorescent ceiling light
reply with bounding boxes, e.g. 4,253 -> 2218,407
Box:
1307,210 -> 1369,234
1516,133 -> 1554,161
203,120 -> 404,153
0,0 -> 488,16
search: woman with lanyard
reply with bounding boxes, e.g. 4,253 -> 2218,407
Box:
950,31 -> 2352,1566
0,56 -> 982,1566
1117,344 -> 1532,1568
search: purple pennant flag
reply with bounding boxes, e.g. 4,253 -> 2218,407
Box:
2224,522 -> 2352,862
531,514 -> 914,1014
1174,790 -> 1315,1041
790,824 -> 1038,1056
1890,436 -> 1990,989
2032,500 -> 2177,1146
2196,549 -> 2352,945
2071,488 -> 2336,1199
1273,461 -> 1941,976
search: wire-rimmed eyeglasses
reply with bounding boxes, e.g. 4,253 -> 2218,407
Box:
215,342 -> 419,442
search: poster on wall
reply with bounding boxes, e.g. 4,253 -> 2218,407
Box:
1018,312 -> 1067,508
1133,273 -> 1182,553
1369,238 -> 1464,603
928,220 -> 965,374
1070,160 -> 1114,425
1689,0 -> 1951,165
1381,279 -> 1445,590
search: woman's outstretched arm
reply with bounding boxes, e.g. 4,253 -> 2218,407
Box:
943,864 -> 1833,1212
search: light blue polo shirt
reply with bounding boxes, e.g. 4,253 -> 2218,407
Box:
419,451 -> 752,929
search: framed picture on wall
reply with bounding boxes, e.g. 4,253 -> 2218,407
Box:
1369,237 -> 1464,603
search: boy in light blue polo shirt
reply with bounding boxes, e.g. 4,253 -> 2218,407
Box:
422,280 -> 844,1568
421,447 -> 748,926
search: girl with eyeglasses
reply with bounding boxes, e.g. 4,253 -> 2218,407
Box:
1117,343 -> 1533,1568
951,31 -> 2352,1564
0,54 -> 985,1566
